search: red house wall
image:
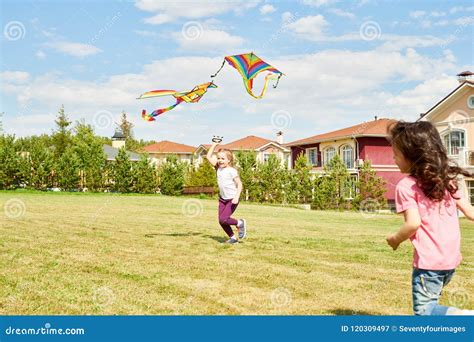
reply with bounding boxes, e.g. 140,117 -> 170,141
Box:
376,170 -> 405,204
291,143 -> 320,168
357,137 -> 394,165
290,137 -> 403,205
357,137 -> 403,203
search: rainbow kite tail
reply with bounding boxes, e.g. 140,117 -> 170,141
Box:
244,73 -> 281,99
142,99 -> 184,122
141,109 -> 155,121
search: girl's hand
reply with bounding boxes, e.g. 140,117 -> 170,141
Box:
231,198 -> 239,204
386,233 -> 401,250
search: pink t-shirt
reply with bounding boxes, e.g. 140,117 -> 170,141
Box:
395,176 -> 462,270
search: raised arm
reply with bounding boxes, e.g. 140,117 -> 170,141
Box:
456,198 -> 474,220
386,208 -> 421,250
206,142 -> 219,167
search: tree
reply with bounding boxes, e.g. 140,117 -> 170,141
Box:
111,147 -> 133,193
56,146 -> 80,190
185,159 -> 217,188
132,154 -> 158,193
28,137 -> 55,190
0,135 -> 21,189
290,154 -> 313,204
119,111 -> 134,140
353,160 -> 387,210
254,154 -> 286,203
158,154 -> 186,196
313,155 -> 350,210
235,150 -> 257,201
73,120 -> 106,190
51,105 -> 72,157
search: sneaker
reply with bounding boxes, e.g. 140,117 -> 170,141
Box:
225,237 -> 239,244
238,219 -> 247,239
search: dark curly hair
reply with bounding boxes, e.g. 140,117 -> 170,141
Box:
387,121 -> 471,201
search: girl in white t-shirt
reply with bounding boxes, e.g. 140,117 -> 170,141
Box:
206,140 -> 247,244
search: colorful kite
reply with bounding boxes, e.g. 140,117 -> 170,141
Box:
211,52 -> 283,99
138,82 -> 217,121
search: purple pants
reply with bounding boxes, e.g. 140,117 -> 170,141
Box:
218,197 -> 239,237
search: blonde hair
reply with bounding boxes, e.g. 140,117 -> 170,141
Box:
217,149 -> 234,166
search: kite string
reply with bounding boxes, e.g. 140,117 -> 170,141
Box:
273,73 -> 283,89
210,59 -> 226,78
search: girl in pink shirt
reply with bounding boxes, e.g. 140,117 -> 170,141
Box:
386,121 -> 473,316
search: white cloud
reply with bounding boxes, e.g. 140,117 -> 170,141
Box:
1,47 -> 459,144
377,34 -> 451,51
135,0 -> 260,24
1,71 -> 30,83
449,6 -> 474,14
284,15 -> 328,40
453,16 -> 474,26
432,16 -> 474,28
327,8 -> 356,19
260,4 -> 276,15
430,11 -> 446,17
420,20 -> 432,28
172,28 -> 244,52
133,29 -> 159,37
45,41 -> 102,57
35,50 -> 46,59
409,10 -> 426,19
302,0 -> 338,7
284,15 -> 454,51
281,11 -> 296,24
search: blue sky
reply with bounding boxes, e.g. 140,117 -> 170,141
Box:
1,0 -> 473,146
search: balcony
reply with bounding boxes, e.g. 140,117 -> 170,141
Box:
448,149 -> 474,167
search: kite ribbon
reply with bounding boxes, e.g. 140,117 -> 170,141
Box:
141,98 -> 183,121
244,73 -> 281,99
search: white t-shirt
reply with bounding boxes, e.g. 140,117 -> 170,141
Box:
217,167 -> 238,199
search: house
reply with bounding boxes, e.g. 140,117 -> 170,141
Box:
103,129 -> 140,162
419,71 -> 474,204
194,133 -> 291,167
142,140 -> 196,165
285,118 -> 403,204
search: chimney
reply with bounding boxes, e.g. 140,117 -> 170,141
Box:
111,129 -> 126,149
276,131 -> 283,144
457,70 -> 474,84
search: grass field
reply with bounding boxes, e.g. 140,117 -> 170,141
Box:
0,191 -> 473,315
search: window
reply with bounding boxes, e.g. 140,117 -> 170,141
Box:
263,153 -> 271,163
467,181 -> 474,206
443,130 -> 465,155
468,95 -> 474,109
307,148 -> 318,166
343,176 -> 358,199
341,145 -> 354,169
323,147 -> 336,166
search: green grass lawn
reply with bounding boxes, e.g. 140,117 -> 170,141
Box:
0,191 -> 473,315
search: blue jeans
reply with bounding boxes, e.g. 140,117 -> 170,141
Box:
412,268 -> 455,315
